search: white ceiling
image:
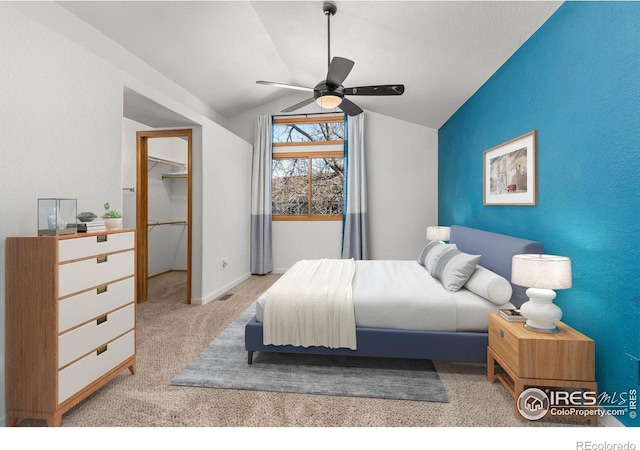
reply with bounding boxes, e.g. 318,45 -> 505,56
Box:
60,1 -> 562,129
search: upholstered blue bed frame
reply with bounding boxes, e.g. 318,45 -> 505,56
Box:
245,225 -> 543,364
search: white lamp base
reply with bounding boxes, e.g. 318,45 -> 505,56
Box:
519,287 -> 563,333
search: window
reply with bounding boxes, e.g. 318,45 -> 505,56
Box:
272,115 -> 345,221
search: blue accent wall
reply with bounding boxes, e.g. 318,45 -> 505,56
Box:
439,2 -> 640,426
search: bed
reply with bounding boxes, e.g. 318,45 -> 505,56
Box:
245,225 -> 542,364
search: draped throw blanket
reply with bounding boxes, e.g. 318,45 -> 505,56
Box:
263,259 -> 357,350
250,115 -> 273,274
342,113 -> 369,260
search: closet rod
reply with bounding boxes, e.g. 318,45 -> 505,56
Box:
147,220 -> 187,232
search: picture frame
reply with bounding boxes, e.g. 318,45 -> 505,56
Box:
483,130 -> 537,206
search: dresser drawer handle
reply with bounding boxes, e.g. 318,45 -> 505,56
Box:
97,255 -> 108,264
499,329 -> 504,338
97,235 -> 108,243
96,345 -> 108,356
96,315 -> 108,326
96,285 -> 108,295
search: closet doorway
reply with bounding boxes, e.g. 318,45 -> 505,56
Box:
136,129 -> 192,304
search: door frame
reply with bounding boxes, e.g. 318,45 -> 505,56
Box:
136,129 -> 192,304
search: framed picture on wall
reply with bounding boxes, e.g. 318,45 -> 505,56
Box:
483,130 -> 537,206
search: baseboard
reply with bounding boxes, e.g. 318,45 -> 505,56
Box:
191,272 -> 251,305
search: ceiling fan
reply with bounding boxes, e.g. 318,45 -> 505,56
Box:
256,1 -> 405,116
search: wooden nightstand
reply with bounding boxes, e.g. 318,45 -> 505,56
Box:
487,313 -> 597,425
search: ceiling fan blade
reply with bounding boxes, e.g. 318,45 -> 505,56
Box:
344,85 -> 405,96
326,57 -> 355,87
281,97 -> 316,113
339,98 -> 363,116
256,81 -> 313,92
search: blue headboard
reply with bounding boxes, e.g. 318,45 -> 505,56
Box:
449,225 -> 543,307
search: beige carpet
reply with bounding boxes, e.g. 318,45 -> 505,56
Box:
16,271 -> 587,427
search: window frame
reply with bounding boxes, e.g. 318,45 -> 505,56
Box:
271,115 -> 345,222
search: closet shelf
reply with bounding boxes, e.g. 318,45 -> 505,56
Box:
148,156 -> 186,171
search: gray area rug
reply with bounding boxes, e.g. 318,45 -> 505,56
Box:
170,303 -> 450,403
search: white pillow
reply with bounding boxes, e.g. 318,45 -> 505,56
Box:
464,265 -> 513,305
431,249 -> 481,292
424,243 -> 457,274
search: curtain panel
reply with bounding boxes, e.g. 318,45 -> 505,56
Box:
250,115 -> 273,274
342,113 -> 369,260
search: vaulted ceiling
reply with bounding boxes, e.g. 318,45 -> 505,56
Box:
60,1 -> 562,129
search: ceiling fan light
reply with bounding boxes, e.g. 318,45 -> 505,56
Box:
316,94 -> 343,109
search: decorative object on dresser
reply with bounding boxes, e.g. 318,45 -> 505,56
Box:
38,198 -> 77,235
487,313 -> 597,425
102,201 -> 123,230
426,225 -> 451,243
511,254 -> 572,333
6,229 -> 137,426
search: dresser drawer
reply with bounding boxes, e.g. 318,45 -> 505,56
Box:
58,232 -> 134,263
488,315 -> 520,374
58,250 -> 134,298
58,304 -> 135,369
58,277 -> 135,333
58,330 -> 135,404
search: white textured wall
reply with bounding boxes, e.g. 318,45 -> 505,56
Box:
0,3 -> 252,426
0,3 -> 124,427
227,96 -> 439,269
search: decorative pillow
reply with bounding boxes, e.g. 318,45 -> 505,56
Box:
424,243 -> 458,274
464,265 -> 513,305
431,249 -> 481,292
417,241 -> 440,266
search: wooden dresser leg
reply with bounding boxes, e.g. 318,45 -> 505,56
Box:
47,414 -> 62,427
8,415 -> 19,427
128,361 -> 137,375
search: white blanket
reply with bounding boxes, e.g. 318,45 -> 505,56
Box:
262,259 -> 357,349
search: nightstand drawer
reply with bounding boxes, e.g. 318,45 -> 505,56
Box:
58,304 -> 135,368
488,317 -> 520,373
488,314 -> 595,380
58,232 -> 134,262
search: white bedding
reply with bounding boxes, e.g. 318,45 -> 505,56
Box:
262,259 -> 357,349
256,260 -> 513,333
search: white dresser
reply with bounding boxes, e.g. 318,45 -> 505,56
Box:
6,229 -> 136,426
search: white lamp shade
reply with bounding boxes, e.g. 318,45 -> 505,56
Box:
511,254 -> 572,290
316,95 -> 343,109
426,226 -> 451,242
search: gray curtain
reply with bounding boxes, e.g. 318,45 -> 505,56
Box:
250,115 -> 273,274
342,113 -> 369,260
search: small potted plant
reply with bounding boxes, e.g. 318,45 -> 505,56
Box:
102,202 -> 122,229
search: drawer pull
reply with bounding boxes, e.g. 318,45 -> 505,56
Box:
97,235 -> 108,243
96,345 -> 108,356
96,315 -> 108,325
499,329 -> 504,338
96,285 -> 108,295
96,255 -> 108,264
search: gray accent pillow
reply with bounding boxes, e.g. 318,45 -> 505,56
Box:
432,249 -> 481,292
425,243 -> 458,274
417,241 -> 440,266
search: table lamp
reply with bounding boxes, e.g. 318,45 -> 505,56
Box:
426,226 -> 450,243
511,254 -> 572,333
